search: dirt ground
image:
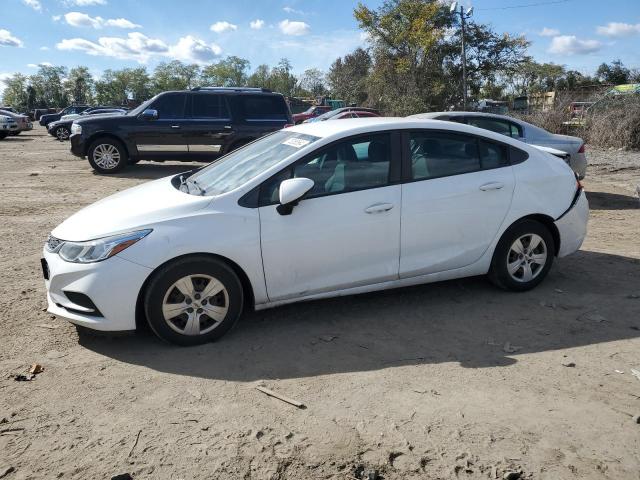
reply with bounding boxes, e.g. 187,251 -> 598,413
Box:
0,128 -> 639,480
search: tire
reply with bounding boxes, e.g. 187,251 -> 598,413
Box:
143,256 -> 244,346
54,126 -> 70,141
128,158 -> 142,164
87,137 -> 128,174
488,219 -> 555,292
0,132 -> 7,140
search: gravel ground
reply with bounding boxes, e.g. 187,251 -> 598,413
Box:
0,128 -> 639,480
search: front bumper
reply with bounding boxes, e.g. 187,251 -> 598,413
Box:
70,134 -> 86,157
43,249 -> 152,331
555,189 -> 589,257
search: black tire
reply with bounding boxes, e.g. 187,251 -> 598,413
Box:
54,126 -> 70,141
0,132 -> 7,140
143,256 -> 244,346
87,137 -> 128,174
128,158 -> 142,164
488,219 -> 555,292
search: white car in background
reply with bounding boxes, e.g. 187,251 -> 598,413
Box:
0,115 -> 19,140
409,112 -> 588,179
42,118 -> 588,345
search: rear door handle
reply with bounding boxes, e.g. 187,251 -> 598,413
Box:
171,125 -> 181,129
364,203 -> 394,214
479,182 -> 504,191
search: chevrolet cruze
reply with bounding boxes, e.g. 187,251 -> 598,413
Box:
43,118 -> 588,345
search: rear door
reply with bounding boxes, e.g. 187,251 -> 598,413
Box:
131,92 -> 188,159
183,93 -> 233,159
400,130 -> 515,278
235,94 -> 291,141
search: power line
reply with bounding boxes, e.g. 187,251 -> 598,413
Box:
476,0 -> 572,11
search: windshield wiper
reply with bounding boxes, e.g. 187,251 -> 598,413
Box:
186,178 -> 206,196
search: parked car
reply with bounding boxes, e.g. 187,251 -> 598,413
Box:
0,115 -> 19,140
48,108 -> 127,140
69,87 -> 293,174
0,109 -> 33,135
39,105 -> 91,127
409,112 -> 587,179
292,105 -> 332,124
43,117 -> 588,345
306,107 -> 381,122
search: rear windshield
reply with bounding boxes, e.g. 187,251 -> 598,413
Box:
238,95 -> 289,121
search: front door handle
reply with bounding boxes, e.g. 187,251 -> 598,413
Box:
364,203 -> 394,214
479,182 -> 505,191
171,125 -> 181,129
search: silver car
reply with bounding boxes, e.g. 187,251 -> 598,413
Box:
0,115 -> 19,140
0,109 -> 33,135
409,112 -> 587,179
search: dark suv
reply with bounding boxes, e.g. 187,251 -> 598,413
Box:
39,105 -> 91,127
70,87 -> 293,174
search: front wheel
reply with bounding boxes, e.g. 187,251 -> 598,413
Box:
55,126 -> 70,141
144,256 -> 244,346
0,132 -> 7,140
488,220 -> 555,291
87,138 -> 128,174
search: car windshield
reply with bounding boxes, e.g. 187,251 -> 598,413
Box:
186,131 -> 321,196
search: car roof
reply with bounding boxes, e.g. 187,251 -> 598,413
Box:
286,117 -> 536,148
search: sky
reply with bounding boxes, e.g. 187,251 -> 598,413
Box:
1,0 -> 639,94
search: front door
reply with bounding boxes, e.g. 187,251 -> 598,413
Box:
183,93 -> 234,159
400,130 -> 515,278
131,92 -> 188,159
259,132 -> 402,301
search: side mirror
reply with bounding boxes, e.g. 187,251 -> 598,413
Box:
277,177 -> 314,215
140,109 -> 158,121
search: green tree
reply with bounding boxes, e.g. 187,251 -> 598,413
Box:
327,47 -> 371,105
30,65 -> 69,108
201,56 -> 250,87
247,64 -> 271,88
299,68 -> 327,96
596,60 -> 630,85
1,73 -> 29,111
267,58 -> 298,96
64,66 -> 94,104
152,61 -> 200,93
95,67 -> 152,105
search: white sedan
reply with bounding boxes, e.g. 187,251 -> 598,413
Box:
409,112 -> 588,179
42,118 -> 588,345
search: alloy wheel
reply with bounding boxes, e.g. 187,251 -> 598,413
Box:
161,274 -> 229,336
506,233 -> 548,283
56,127 -> 70,140
93,144 -> 121,170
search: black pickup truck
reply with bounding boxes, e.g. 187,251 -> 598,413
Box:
69,87 -> 293,174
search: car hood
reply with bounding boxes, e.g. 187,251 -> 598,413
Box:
51,175 -> 212,241
61,114 -> 81,121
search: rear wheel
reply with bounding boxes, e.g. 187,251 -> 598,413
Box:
55,126 -> 70,141
144,256 -> 244,346
87,138 -> 128,174
488,220 -> 555,291
0,132 -> 7,140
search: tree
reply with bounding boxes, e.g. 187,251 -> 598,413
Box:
152,61 -> 200,93
64,66 -> 94,104
507,60 -> 565,95
596,60 -> 630,85
30,65 -> 69,108
247,64 -> 271,88
95,67 -> 152,105
299,68 -> 327,96
201,56 -> 250,87
327,48 -> 371,105
267,58 -> 298,96
1,73 -> 29,111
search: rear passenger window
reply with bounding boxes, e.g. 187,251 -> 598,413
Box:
479,140 -> 509,169
192,94 -> 229,119
239,95 -> 288,121
409,131 -> 481,180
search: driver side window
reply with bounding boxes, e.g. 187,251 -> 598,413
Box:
150,93 -> 187,119
259,133 -> 393,205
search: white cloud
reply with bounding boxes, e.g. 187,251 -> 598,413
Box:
273,30 -> 364,70
283,6 -> 304,14
52,15 -> 62,21
63,12 -> 141,29
56,33 -> 221,64
210,21 -> 237,33
22,0 -> 42,11
40,46 -> 50,50
27,62 -> 53,68
0,29 -> 24,48
539,27 -> 559,37
548,35 -> 601,55
279,19 -> 310,36
596,22 -> 640,37
250,19 -> 265,30
64,0 -> 107,5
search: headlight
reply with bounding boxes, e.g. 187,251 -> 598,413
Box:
71,123 -> 82,135
47,229 -> 152,263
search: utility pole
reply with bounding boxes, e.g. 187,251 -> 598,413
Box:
450,2 -> 473,110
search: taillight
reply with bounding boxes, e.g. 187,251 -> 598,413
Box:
577,143 -> 585,154
575,174 -> 583,190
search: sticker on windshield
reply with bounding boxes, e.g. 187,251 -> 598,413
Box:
283,137 -> 311,148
